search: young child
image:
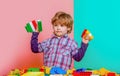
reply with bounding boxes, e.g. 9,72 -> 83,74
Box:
31,11 -> 89,71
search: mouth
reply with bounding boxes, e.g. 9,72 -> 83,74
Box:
56,31 -> 62,33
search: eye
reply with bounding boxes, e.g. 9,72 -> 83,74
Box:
54,25 -> 57,26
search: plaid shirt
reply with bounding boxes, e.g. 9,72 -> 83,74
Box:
31,32 -> 88,70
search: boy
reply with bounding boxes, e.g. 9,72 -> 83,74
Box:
31,11 -> 89,71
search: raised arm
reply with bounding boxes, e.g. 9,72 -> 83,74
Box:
72,42 -> 88,61
31,32 -> 39,53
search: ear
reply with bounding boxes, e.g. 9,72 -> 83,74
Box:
67,27 -> 71,31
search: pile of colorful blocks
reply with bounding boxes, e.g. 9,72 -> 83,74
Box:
7,66 -> 120,76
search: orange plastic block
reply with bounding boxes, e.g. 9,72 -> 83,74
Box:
81,29 -> 93,40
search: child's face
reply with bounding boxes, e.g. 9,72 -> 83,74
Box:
53,24 -> 69,37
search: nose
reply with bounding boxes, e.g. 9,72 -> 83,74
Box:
57,25 -> 61,30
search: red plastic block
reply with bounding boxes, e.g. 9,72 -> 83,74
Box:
73,71 -> 92,76
40,68 -> 45,72
107,72 -> 115,76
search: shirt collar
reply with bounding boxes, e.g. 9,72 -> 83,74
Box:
51,34 -> 68,38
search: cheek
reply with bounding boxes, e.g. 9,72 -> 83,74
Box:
53,27 -> 56,31
63,28 -> 68,33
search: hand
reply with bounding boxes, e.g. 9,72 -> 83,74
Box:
35,27 -> 39,32
82,38 -> 89,44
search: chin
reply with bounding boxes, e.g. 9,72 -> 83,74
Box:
57,34 -> 63,37
57,35 -> 62,37
55,33 -> 62,36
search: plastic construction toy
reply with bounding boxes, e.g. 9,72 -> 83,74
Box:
8,69 -> 21,76
45,66 -> 51,74
21,72 -> 44,76
7,67 -> 120,76
73,71 -> 92,76
67,68 -> 75,75
81,29 -> 93,41
25,20 -> 42,33
107,72 -> 116,76
27,68 -> 40,72
50,67 -> 66,75
76,68 -> 86,72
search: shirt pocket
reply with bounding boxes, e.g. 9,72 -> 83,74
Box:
45,45 -> 54,55
60,46 -> 71,56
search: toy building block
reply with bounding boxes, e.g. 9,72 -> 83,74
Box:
20,69 -> 27,75
25,21 -> 35,32
76,68 -> 86,72
86,68 -> 93,71
72,71 -> 92,76
45,74 -> 50,76
25,20 -> 42,33
99,68 -> 110,76
40,66 -> 46,72
21,72 -> 44,76
81,29 -> 93,41
40,68 -> 45,72
27,68 -> 40,72
67,68 -> 75,75
72,71 -> 78,76
37,20 -> 42,32
90,75 -> 100,76
7,75 -> 18,76
107,72 -> 116,76
116,74 -> 120,76
50,74 -> 63,76
8,69 -> 20,76
50,67 -> 66,74
92,70 -> 100,75
45,66 -> 51,74
79,72 -> 92,76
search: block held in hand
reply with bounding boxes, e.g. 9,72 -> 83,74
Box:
81,29 -> 93,41
25,20 -> 42,33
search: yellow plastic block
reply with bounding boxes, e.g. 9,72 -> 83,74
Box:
90,74 -> 100,76
99,68 -> 110,76
116,74 -> 120,76
8,75 -> 18,76
64,74 -> 73,76
86,30 -> 90,34
45,67 -> 51,74
8,69 -> 21,76
64,74 -> 68,76
66,68 -> 75,76
92,70 -> 100,75
67,69 -> 74,75
21,72 -> 44,76
67,70 -> 71,75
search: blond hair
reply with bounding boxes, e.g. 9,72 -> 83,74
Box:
51,11 -> 73,34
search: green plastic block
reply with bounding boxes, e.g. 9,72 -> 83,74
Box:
37,20 -> 42,32
27,68 -> 40,72
86,68 -> 93,70
45,74 -> 50,76
25,23 -> 34,32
